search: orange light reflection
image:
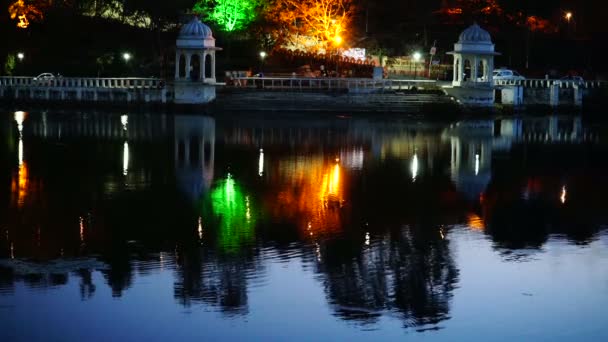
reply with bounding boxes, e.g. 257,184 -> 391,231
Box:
467,213 -> 485,231
273,157 -> 345,239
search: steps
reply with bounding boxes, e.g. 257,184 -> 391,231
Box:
213,90 -> 458,113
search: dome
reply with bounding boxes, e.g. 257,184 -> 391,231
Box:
179,16 -> 213,39
458,23 -> 492,44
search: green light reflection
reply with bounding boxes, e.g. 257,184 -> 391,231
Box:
207,174 -> 257,252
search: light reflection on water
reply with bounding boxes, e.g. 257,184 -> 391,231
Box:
1,111 -> 608,341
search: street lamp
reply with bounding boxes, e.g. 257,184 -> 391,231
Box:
413,52 -> 421,79
259,51 -> 266,76
565,12 -> 572,23
123,52 -> 131,62
17,52 -> 24,61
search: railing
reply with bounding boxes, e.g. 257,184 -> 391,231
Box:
0,76 -> 164,89
494,78 -> 607,89
229,77 -> 437,91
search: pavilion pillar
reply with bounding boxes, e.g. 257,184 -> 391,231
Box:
472,56 -> 478,83
200,53 -> 206,81
185,53 -> 192,80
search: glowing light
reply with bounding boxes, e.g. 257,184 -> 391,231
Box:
333,35 -> 343,45
258,148 -> 264,176
194,0 -> 259,32
121,115 -> 128,131
467,213 -> 485,231
260,51 -> 267,59
411,153 -> 419,181
9,0 -> 43,29
328,163 -> 340,196
274,157 -> 345,239
475,153 -> 480,175
208,174 -> 257,252
198,216 -> 204,242
123,141 -> 129,176
12,148 -> 28,207
365,232 -> 370,246
14,111 -> 25,134
560,185 -> 567,204
79,216 -> 85,243
123,53 -> 131,61
413,52 -> 422,62
18,138 -> 23,166
565,12 -> 572,22
17,52 -> 24,61
10,243 -> 14,259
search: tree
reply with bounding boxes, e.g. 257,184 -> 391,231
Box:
193,0 -> 261,32
8,0 -> 44,28
264,0 -> 356,52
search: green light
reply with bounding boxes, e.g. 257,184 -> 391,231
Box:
208,174 -> 257,252
193,0 -> 260,32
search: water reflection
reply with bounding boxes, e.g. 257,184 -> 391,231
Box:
1,111 -> 607,336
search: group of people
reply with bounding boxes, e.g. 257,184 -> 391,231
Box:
225,70 -> 253,86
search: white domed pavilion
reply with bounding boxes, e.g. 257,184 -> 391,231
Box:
448,23 -> 500,87
174,16 -> 221,83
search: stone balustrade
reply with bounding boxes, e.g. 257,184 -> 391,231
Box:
494,78 -> 607,89
0,76 -> 164,88
229,76 -> 437,92
0,76 -> 168,104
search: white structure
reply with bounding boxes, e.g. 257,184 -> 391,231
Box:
448,23 -> 498,87
174,16 -> 222,104
446,23 -> 500,106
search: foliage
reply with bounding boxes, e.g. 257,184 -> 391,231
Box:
8,0 -> 44,28
4,53 -> 16,75
193,0 -> 261,32
263,0 -> 356,52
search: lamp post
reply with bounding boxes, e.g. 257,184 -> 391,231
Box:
413,52 -> 421,79
259,51 -> 266,76
564,11 -> 576,35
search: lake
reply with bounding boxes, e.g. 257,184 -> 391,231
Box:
1,110 -> 607,341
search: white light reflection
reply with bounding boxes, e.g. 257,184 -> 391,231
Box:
198,216 -> 203,242
10,243 -> 14,259
121,115 -> 128,131
365,232 -> 370,246
258,148 -> 264,176
474,153 -> 480,176
79,217 -> 85,244
315,242 -> 322,262
14,111 -> 25,134
18,138 -> 23,166
560,185 -> 567,204
411,153 -> 419,181
123,141 -> 129,176
246,196 -> 251,221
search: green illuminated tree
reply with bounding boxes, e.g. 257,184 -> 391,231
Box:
193,0 -> 261,32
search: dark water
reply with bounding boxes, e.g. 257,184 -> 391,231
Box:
1,110 -> 607,341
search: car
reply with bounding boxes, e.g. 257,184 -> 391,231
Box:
492,69 -> 525,81
33,73 -> 56,85
33,72 -> 55,81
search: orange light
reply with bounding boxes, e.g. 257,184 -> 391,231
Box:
467,213 -> 485,231
9,0 -> 43,29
